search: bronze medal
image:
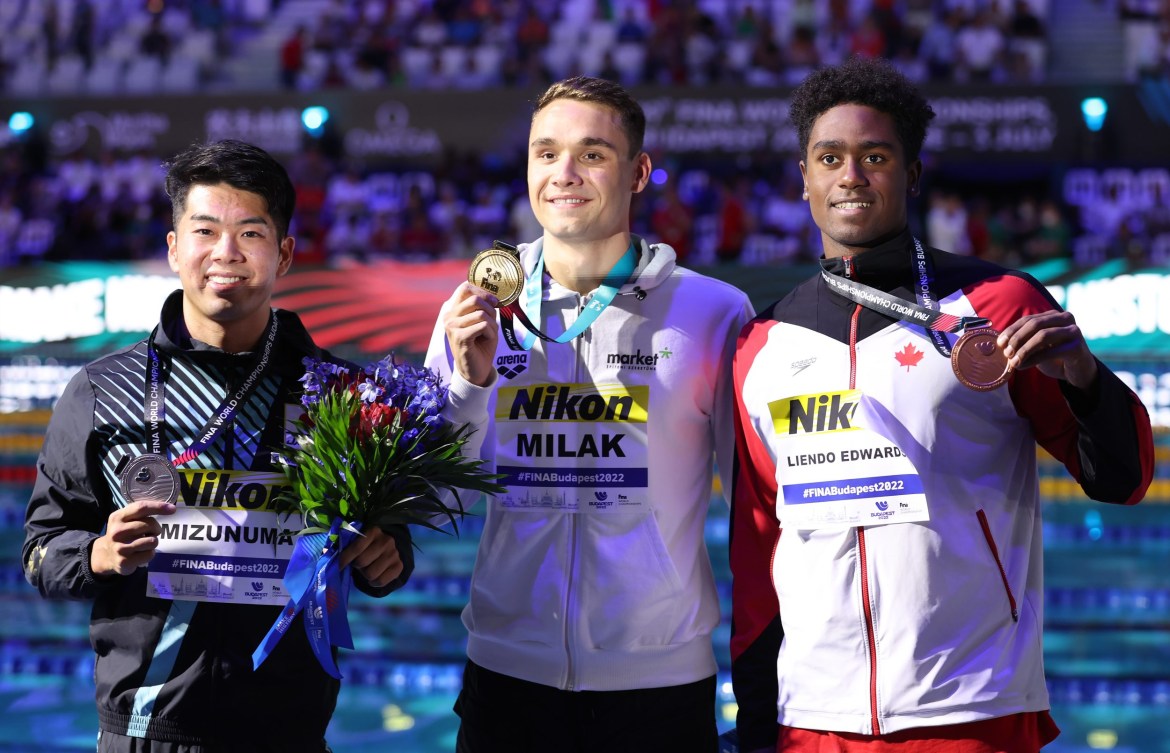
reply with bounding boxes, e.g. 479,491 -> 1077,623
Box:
951,327 -> 1011,391
468,246 -> 524,307
119,454 -> 180,505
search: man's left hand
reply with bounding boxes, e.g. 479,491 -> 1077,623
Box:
338,526 -> 403,588
998,310 -> 1098,391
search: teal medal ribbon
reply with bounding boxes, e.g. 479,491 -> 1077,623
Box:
507,242 -> 638,351
253,517 -> 360,679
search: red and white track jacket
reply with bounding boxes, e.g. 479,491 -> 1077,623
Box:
730,230 -> 1154,749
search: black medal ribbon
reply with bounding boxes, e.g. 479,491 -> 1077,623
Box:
821,237 -> 989,357
119,314 -> 280,503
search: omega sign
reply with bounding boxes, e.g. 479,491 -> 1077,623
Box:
50,111 -> 171,154
344,101 -> 442,157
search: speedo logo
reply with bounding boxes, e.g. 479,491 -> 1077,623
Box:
496,353 -> 528,380
177,470 -> 291,511
769,390 -> 860,435
497,383 -> 649,422
605,348 -> 670,371
791,357 -> 816,375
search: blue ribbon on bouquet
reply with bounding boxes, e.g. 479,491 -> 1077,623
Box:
252,517 -> 360,679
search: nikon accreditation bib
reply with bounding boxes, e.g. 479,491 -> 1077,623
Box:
493,382 -> 649,511
770,389 -> 930,530
146,469 -> 303,605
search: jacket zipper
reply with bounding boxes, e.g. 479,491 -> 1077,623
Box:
563,294 -> 589,691
847,300 -> 882,735
976,509 -> 1020,622
564,514 -> 579,690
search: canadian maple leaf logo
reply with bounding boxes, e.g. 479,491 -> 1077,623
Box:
894,343 -> 924,371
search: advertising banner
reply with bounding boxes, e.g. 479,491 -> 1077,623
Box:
4,83 -> 1168,164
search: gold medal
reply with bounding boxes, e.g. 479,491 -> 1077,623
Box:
951,327 -> 1011,391
468,245 -> 524,307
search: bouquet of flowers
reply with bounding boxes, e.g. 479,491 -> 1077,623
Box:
253,355 -> 502,678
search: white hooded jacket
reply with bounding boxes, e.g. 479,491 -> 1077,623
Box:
425,237 -> 754,691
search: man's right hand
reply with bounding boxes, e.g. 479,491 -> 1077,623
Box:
90,500 -> 176,577
443,282 -> 500,387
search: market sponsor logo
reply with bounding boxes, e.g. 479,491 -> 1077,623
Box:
496,353 -> 528,380
605,348 -> 669,371
769,390 -> 860,435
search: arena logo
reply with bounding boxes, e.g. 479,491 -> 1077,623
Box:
344,101 -> 442,157
496,353 -> 528,380
205,107 -> 303,154
50,111 -> 171,154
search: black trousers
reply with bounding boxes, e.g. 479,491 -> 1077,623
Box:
96,731 -> 331,753
454,660 -> 719,753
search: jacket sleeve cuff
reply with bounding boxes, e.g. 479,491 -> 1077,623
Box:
1058,357 -> 1105,416
79,537 -> 99,588
445,370 -> 494,424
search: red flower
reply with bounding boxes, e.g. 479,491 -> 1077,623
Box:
353,402 -> 408,441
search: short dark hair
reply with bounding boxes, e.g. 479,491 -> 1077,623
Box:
164,139 -> 297,238
533,76 -> 646,158
789,57 -> 936,164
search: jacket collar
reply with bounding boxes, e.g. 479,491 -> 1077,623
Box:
819,227 -> 915,290
517,236 -> 678,302
152,289 -> 318,368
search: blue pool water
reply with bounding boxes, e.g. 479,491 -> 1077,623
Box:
1,435 -> 1168,752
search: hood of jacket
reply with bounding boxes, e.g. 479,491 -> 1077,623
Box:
516,236 -> 678,302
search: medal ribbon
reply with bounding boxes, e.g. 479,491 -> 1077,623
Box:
252,517 -> 360,679
499,241 -> 638,352
143,314 -> 280,465
820,237 -> 988,357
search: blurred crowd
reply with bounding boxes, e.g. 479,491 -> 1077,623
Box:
1121,0 -> 1170,80
278,0 -> 1055,91
3,0 -> 1169,270
3,135 -> 1168,271
1,0 -> 1072,95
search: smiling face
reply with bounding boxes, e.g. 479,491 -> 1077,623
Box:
167,183 -> 294,352
800,103 -> 922,259
527,98 -> 650,253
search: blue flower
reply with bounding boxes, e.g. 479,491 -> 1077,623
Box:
358,378 -> 382,404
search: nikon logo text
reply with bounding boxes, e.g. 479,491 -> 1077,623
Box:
769,390 -> 860,435
498,384 -> 649,423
